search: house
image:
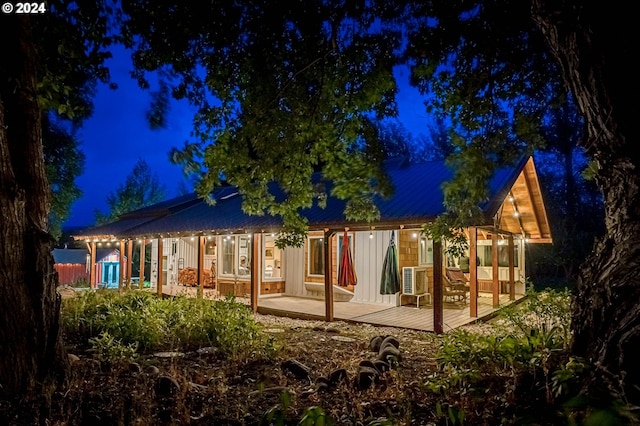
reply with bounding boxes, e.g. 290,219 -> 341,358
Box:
73,156 -> 552,329
53,247 -> 126,288
53,248 -> 89,286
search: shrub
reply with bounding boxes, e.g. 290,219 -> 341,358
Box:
89,331 -> 139,363
61,290 -> 275,361
426,287 -> 577,424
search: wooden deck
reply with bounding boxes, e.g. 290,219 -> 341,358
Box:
257,293 -> 521,332
156,285 -> 523,332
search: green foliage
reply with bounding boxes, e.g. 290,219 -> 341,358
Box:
94,158 -> 166,224
261,389 -> 293,426
552,357 -> 588,400
43,116 -> 85,240
261,392 -> 338,426
33,2 -> 114,123
426,288 -> 579,423
421,220 -> 468,260
435,401 -> 465,425
120,0 -> 405,245
89,331 -> 139,363
146,80 -> 171,129
404,0 -> 570,242
61,290 -> 275,361
69,278 -> 90,289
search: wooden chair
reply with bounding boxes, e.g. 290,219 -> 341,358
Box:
446,267 -> 469,286
443,273 -> 467,303
446,267 -> 471,293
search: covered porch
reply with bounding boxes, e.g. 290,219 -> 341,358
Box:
154,283 -> 522,332
257,292 -> 522,332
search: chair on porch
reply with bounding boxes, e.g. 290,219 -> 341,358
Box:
444,267 -> 470,303
443,278 -> 467,303
446,267 -> 470,289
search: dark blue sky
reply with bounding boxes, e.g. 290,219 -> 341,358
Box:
65,45 -> 430,228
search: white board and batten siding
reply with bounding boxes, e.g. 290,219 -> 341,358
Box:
281,230 -> 398,306
149,237 -> 205,287
351,230 -> 398,306
282,245 -> 306,297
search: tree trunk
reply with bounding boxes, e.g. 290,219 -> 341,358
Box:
532,1 -> 640,405
0,15 -> 67,401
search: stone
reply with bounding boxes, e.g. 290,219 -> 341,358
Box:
380,335 -> 400,350
357,366 -> 379,390
145,365 -> 160,376
281,359 -> 311,381
328,368 -> 348,385
369,335 -> 384,352
378,345 -> 401,364
128,362 -> 142,373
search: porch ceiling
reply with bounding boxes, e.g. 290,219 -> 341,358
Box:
497,157 -> 552,243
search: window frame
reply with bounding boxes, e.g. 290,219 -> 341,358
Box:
262,234 -> 283,281
418,235 -> 434,266
307,235 -> 325,277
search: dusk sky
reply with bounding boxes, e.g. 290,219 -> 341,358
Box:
65,45 -> 431,229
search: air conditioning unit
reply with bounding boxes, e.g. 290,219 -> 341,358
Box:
402,266 -> 428,295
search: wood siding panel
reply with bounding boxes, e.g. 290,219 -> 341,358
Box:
353,230 -> 397,305
283,245 -> 305,297
55,264 -> 88,286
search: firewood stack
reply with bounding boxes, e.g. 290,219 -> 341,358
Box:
177,268 -> 215,288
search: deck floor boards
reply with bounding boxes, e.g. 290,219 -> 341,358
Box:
257,293 -> 520,332
156,285 -> 522,332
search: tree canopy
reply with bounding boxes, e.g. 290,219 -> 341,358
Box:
119,0 -> 406,246
43,116 -> 85,240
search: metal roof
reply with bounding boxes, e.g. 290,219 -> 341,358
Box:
72,192 -> 202,238
74,157 -> 541,239
127,191 -> 284,237
52,248 -> 119,263
52,248 -> 87,264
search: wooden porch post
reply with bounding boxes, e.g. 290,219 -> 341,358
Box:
156,237 -> 163,298
433,239 -> 443,334
126,239 -> 133,288
250,233 -> 259,312
89,241 -> 96,289
508,235 -> 515,300
119,240 -> 125,292
139,240 -> 145,289
469,227 -> 478,318
324,229 -> 334,322
197,236 -> 204,299
492,232 -> 499,308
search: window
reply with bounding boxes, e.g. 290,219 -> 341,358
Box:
222,237 -> 235,275
238,235 -> 251,275
220,235 -> 253,276
263,234 -> 283,279
479,243 -> 519,267
308,236 -> 324,276
499,244 -> 518,267
419,236 -> 433,266
205,238 -> 216,255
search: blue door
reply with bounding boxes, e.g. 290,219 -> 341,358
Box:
102,262 -> 119,288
